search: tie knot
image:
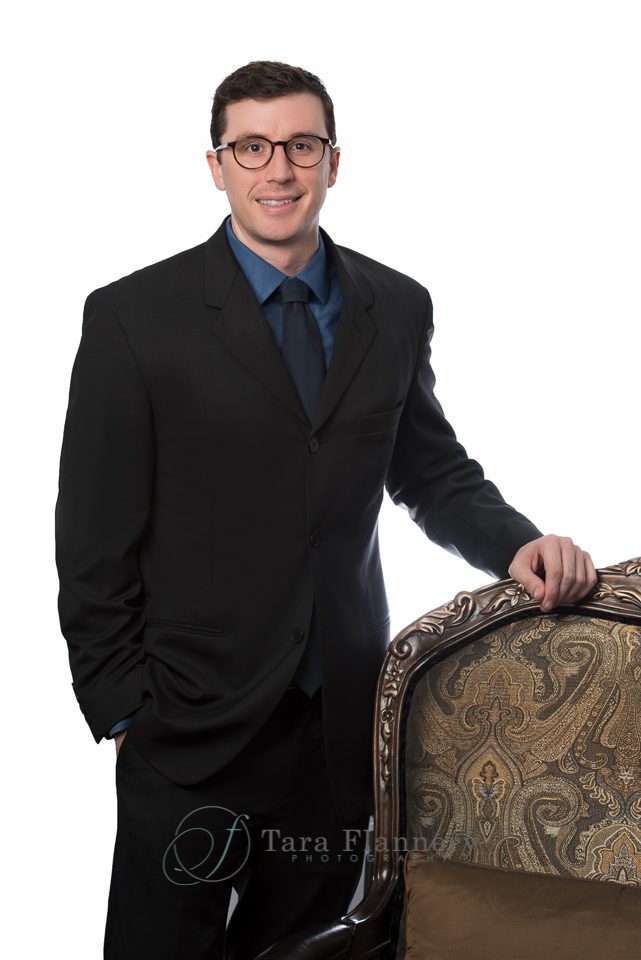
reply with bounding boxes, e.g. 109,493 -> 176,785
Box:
278,278 -> 311,305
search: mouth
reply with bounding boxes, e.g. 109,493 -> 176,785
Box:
256,197 -> 300,207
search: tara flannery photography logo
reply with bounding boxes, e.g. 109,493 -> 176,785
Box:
162,805 -> 251,885
260,829 -> 472,862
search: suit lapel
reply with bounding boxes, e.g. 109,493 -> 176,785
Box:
314,229 -> 376,433
203,222 -> 309,425
202,221 -> 377,433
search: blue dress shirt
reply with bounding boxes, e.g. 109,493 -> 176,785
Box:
105,217 -> 343,739
224,216 -> 341,369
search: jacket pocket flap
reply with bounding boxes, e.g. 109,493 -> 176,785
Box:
356,403 -> 403,436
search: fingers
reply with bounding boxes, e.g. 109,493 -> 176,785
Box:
510,535 -> 598,612
558,546 -> 597,606
540,536 -> 575,611
584,551 -> 598,593
508,544 -> 545,601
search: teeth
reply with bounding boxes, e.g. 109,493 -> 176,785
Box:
258,199 -> 296,206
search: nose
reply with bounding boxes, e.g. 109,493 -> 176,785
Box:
266,143 -> 295,181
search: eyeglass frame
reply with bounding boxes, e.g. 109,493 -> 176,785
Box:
213,134 -> 337,170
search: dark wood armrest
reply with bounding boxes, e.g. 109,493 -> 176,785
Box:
255,919 -> 354,959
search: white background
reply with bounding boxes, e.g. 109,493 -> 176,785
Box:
2,0 -> 639,955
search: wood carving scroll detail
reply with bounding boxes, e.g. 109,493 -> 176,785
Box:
380,637 -> 413,787
592,557 -> 641,610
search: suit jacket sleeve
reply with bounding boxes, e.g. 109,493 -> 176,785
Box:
385,291 -> 543,579
55,288 -> 154,742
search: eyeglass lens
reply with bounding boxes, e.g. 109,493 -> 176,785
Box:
233,136 -> 326,168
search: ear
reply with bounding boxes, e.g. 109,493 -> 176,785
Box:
206,150 -> 226,192
327,146 -> 340,188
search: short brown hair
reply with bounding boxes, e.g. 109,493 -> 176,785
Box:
210,61 -> 336,152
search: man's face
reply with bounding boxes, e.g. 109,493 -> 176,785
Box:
206,93 -> 339,263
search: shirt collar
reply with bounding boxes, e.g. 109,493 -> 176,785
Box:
225,216 -> 330,305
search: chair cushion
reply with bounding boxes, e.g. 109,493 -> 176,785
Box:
403,853 -> 641,959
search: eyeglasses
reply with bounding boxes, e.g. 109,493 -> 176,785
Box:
214,135 -> 336,170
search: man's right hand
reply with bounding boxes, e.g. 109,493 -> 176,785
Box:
115,730 -> 128,756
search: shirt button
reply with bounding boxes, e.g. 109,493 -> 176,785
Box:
290,627 -> 305,644
308,437 -> 320,453
309,530 -> 321,548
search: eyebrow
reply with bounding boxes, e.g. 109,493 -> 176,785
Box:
229,131 -> 324,141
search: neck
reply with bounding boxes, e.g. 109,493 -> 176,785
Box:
230,217 -> 319,276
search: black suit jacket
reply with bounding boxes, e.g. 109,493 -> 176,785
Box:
55,220 -> 541,821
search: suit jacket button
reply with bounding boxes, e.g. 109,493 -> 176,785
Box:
309,530 -> 321,548
308,437 -> 320,453
291,627 -> 305,644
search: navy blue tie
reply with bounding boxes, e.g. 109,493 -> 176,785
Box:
277,278 -> 324,696
278,278 -> 326,424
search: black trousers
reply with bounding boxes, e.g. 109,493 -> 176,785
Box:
104,687 -> 369,959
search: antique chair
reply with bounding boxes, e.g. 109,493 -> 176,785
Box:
258,557 -> 641,959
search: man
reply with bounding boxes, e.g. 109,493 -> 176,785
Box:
55,61 -> 596,959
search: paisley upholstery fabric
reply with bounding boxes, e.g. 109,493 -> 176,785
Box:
404,613 -> 641,884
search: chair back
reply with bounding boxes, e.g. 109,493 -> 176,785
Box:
350,558 -> 641,957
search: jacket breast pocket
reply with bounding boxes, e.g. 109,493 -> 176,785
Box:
356,402 -> 403,439
145,617 -> 224,636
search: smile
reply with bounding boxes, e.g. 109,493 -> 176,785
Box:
257,198 -> 298,206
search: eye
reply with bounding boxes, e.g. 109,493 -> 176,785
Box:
289,139 -> 314,152
237,138 -> 270,156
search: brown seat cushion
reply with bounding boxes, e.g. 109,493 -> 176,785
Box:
403,853 -> 641,959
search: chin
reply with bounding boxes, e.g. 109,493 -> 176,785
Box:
255,224 -> 305,245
